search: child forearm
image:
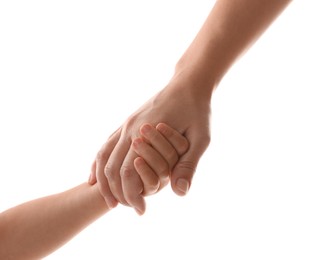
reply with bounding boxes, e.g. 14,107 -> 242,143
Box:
0,183 -> 109,260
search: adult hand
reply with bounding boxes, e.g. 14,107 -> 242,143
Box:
89,76 -> 212,213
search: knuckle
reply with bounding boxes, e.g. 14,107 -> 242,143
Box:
96,150 -> 106,162
177,160 -> 196,173
104,164 -> 115,179
124,115 -> 138,133
165,149 -> 179,167
157,163 -> 170,179
120,165 -> 133,178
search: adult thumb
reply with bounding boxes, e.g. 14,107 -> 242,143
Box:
170,128 -> 210,196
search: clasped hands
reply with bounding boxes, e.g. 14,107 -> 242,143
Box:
88,80 -> 211,215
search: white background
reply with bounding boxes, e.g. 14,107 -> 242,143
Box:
1,1 -> 316,259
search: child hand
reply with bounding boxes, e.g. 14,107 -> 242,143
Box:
132,123 -> 189,196
89,122 -> 189,215
124,122 -> 189,215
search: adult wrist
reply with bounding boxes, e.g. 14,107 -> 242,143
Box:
170,60 -> 217,103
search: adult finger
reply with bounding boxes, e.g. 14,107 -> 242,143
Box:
104,136 -> 131,206
95,128 -> 121,208
120,148 -> 146,215
170,126 -> 211,196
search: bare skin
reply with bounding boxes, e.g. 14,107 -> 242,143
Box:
0,124 -> 188,260
0,183 -> 107,260
90,0 -> 292,213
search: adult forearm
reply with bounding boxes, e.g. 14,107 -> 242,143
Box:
174,0 -> 292,98
0,183 -> 109,260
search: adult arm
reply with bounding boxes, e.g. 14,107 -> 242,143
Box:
92,0 -> 292,211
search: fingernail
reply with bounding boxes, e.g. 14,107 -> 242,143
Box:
176,178 -> 189,195
135,201 -> 145,216
135,207 -> 144,216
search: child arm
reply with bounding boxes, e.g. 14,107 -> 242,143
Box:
0,123 -> 188,259
0,183 -> 108,260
